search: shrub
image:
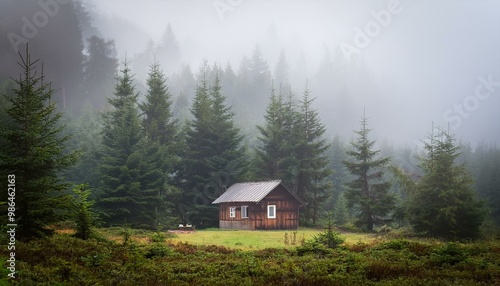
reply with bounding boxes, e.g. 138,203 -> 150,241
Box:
308,220 -> 345,249
430,242 -> 469,266
71,184 -> 98,240
201,244 -> 235,254
145,244 -> 173,259
348,241 -> 371,253
296,241 -> 331,257
120,224 -> 132,245
150,231 -> 166,243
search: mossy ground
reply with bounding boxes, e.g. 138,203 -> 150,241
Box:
1,228 -> 499,285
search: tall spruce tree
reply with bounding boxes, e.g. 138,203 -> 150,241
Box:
139,60 -> 180,226
294,87 -> 331,224
98,61 -> 142,226
255,86 -> 285,179
256,86 -> 331,224
140,60 -> 178,145
409,128 -> 485,239
255,86 -> 297,185
343,113 -> 395,231
182,68 -> 247,227
98,61 -> 165,228
0,50 -> 77,240
209,70 -> 248,185
182,74 -> 212,217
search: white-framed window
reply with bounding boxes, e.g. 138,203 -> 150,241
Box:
241,206 -> 249,218
229,207 -> 236,218
267,205 -> 276,219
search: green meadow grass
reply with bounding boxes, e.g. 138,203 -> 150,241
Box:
168,228 -> 374,250
96,227 -> 376,250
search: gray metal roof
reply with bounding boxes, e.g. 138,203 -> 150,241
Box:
212,180 -> 283,204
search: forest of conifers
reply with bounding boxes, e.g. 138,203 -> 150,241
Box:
0,0 -> 499,241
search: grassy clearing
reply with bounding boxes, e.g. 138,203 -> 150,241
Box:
96,227 -> 375,250
169,228 -> 376,250
171,228 -> 313,250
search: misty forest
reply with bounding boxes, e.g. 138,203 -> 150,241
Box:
1,0 -> 500,285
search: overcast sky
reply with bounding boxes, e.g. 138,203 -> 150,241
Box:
90,0 -> 500,146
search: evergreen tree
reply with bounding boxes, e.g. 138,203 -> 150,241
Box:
182,68 -> 247,227
343,113 -> 395,231
157,23 -> 181,74
409,128 -> 485,239
256,86 -> 330,224
130,137 -> 169,228
139,60 -> 180,226
0,50 -> 77,240
182,74 -> 212,213
294,87 -> 331,224
98,61 -> 141,225
140,60 -> 178,145
71,184 -> 97,240
98,61 -> 164,228
255,85 -> 295,183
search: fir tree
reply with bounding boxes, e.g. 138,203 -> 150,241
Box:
182,68 -> 247,227
209,70 -> 248,185
294,87 -> 332,224
255,85 -> 295,182
71,184 -> 97,240
256,86 -> 331,224
140,60 -> 177,144
410,128 -> 485,239
343,113 -> 395,231
157,23 -> 181,72
0,49 -> 77,240
255,91 -> 292,188
98,60 -> 140,225
139,60 -> 180,226
98,61 -> 161,228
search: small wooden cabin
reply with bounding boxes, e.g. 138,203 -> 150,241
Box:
212,180 -> 305,230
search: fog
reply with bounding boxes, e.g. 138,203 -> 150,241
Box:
3,0 -> 500,147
